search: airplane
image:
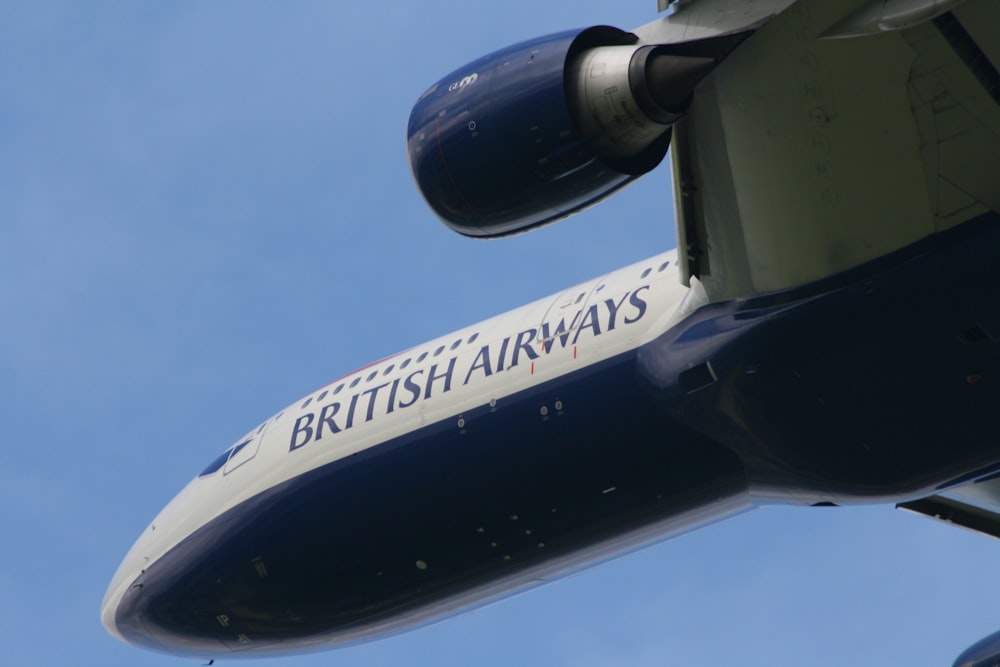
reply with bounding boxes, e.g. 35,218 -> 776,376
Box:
101,0 -> 1000,664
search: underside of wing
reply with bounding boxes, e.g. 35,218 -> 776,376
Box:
640,0 -> 1000,301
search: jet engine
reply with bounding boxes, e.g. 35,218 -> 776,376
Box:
953,628 -> 1000,667
406,26 -> 720,238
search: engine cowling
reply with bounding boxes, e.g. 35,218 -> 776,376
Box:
953,628 -> 1000,667
406,26 -> 717,238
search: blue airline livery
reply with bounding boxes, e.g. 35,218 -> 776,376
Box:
102,1 -> 1000,665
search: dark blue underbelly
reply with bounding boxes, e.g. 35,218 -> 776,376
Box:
116,348 -> 748,656
639,212 -> 1000,498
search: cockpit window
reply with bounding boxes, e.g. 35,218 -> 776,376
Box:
199,438 -> 251,477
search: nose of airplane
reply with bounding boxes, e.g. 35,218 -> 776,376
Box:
100,475 -> 214,651
101,527 -> 154,646
100,565 -> 130,643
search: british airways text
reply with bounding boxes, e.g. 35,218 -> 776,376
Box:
289,286 -> 649,452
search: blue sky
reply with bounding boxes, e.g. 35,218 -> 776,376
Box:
2,2 -> 999,665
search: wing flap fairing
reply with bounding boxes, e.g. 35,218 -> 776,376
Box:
899,474 -> 1000,541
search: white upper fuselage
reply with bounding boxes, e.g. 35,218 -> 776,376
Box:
101,249 -> 696,641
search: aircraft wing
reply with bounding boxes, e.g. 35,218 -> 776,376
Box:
636,0 -> 1000,301
900,476 -> 1000,541
644,0 -> 796,40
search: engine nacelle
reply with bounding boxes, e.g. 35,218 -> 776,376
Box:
407,26 -> 716,238
953,628 -> 1000,667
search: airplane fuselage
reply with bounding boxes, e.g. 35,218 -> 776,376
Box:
102,212 -> 1000,657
